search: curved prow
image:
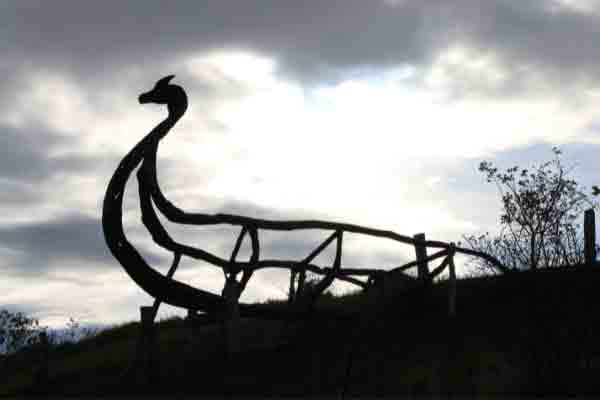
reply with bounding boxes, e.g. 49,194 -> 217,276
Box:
102,131 -> 288,319
102,133 -> 228,314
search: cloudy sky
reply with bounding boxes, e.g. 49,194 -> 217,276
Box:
1,0 -> 600,327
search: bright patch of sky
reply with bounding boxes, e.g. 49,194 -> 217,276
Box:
550,0 -> 600,14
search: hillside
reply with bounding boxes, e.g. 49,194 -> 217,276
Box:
2,264 -> 600,396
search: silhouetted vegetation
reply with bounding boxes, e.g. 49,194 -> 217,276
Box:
464,148 -> 598,273
0,309 -> 44,354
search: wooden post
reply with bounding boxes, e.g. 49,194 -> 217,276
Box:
297,269 -> 306,297
34,331 -> 49,390
221,279 -> 241,360
288,269 -> 297,303
140,306 -> 156,382
584,209 -> 596,266
448,246 -> 457,317
186,308 -> 194,319
414,233 -> 429,283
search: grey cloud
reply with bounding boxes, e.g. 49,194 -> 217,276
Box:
436,1 -> 600,94
0,180 -> 40,206
0,1 -> 569,89
0,213 -> 165,277
0,214 -> 110,272
0,121 -> 106,219
3,0 -> 600,93
0,123 -> 99,183
0,297 -> 80,323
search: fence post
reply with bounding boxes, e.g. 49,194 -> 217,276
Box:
584,208 -> 596,266
140,306 -> 156,382
288,269 -> 297,303
448,245 -> 457,317
186,308 -> 195,320
414,233 -> 429,283
33,331 -> 49,390
221,278 -> 241,360
297,269 -> 306,297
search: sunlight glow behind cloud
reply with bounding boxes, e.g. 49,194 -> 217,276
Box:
550,0 -> 600,14
187,49 -> 595,232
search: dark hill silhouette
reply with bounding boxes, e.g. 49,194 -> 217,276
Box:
3,264 -> 600,396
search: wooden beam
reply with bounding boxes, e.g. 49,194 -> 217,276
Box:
230,227 -> 247,263
429,255 -> 451,281
453,245 -> 509,274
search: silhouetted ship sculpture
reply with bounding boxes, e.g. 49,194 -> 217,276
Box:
102,75 -> 507,323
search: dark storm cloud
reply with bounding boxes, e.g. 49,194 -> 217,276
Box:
0,214 -> 111,273
5,0 -> 600,90
0,123 -> 97,182
430,1 -> 600,92
0,121 -> 104,214
0,213 -> 166,277
6,0 -> 600,90
6,1 -> 426,80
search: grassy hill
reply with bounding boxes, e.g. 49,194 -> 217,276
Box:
3,264 -> 600,396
